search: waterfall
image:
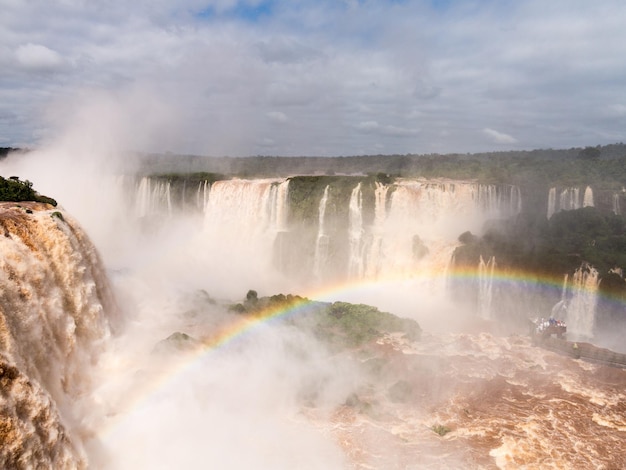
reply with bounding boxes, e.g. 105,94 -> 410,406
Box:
583,186 -> 594,207
511,185 -> 523,215
567,264 -> 599,339
196,180 -> 210,211
547,187 -> 557,219
548,186 -> 594,218
202,179 -> 289,287
364,182 -> 389,278
135,176 -> 172,217
560,187 -> 580,211
347,183 -> 364,278
269,180 -> 290,232
613,192 -> 621,215
313,185 -> 330,280
477,255 -> 496,320
0,203 -> 116,468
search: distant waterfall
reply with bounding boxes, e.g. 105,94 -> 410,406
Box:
548,186 -> 594,218
567,264 -> 599,339
364,182 -> 389,278
613,193 -> 622,215
135,176 -> 172,217
203,179 -> 289,282
196,180 -> 210,211
270,180 -> 290,232
347,183 -> 365,278
313,186 -> 330,280
547,188 -> 557,219
583,186 -> 594,207
477,256 -> 496,320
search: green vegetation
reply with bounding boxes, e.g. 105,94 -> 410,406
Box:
431,424 -> 452,436
315,301 -> 421,347
140,143 -> 626,190
0,176 -> 57,206
149,172 -> 225,184
229,291 -> 421,349
454,207 -> 626,297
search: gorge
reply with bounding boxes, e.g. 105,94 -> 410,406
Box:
1,149 -> 625,469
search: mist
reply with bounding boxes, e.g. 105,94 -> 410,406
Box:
1,90 -> 373,469
3,87 -> 625,469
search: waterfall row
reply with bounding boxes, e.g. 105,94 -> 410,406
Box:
131,177 -> 523,285
547,186 -> 594,219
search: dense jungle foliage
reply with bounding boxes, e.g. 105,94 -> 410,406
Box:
0,175 -> 57,206
137,143 -> 626,190
453,207 -> 626,298
230,290 -> 421,349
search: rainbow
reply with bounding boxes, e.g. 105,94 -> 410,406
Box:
96,266 -> 624,441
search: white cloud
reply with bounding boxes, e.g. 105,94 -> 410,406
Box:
483,128 -> 518,144
15,43 -> 64,71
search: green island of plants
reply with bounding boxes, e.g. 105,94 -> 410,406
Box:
230,290 -> 421,348
0,175 -> 57,206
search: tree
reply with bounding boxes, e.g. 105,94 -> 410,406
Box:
578,146 -> 601,161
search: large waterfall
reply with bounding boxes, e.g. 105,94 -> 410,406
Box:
2,168 -> 626,470
0,202 -> 117,469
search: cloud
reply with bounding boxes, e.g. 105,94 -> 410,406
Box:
267,111 -> 289,123
1,0 -> 626,154
483,128 -> 518,145
356,121 -> 419,137
15,43 -> 64,71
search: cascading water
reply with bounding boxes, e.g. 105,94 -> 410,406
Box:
313,186 -> 330,280
357,180 -> 518,281
0,202 -> 116,469
547,187 -> 557,219
548,186 -> 595,218
613,192 -> 621,215
347,183 -> 364,278
477,255 -> 496,320
583,186 -> 594,207
363,182 -> 389,278
202,179 -> 290,292
135,176 -> 172,217
567,264 -> 599,339
196,180 -> 210,211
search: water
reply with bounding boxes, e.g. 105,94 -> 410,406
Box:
1,175 -> 624,469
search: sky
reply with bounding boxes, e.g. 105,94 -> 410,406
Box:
1,0 -> 625,157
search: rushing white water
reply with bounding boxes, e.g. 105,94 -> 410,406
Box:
364,182 -> 390,279
567,264 -> 599,339
583,185 -> 594,207
355,180 -> 517,282
548,186 -> 595,218
477,255 -> 496,320
0,202 -> 117,469
313,185 -> 330,280
347,183 -> 364,278
613,192 -> 622,215
135,176 -> 172,217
